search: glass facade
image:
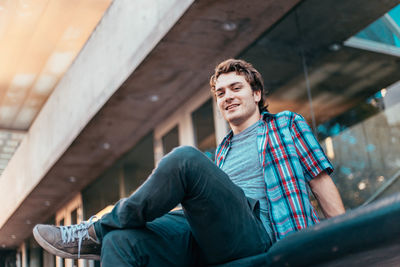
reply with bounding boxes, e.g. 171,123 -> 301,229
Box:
318,82 -> 400,208
82,133 -> 154,218
192,99 -> 217,160
162,125 -> 179,155
242,3 -> 400,211
348,4 -> 400,54
82,166 -> 121,219
318,6 -> 400,209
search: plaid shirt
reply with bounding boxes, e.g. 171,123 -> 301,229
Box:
215,110 -> 333,241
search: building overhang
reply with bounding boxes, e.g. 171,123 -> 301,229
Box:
0,0 -> 301,248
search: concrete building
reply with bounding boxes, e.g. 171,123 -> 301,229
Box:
0,0 -> 400,266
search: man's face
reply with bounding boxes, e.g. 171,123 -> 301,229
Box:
215,72 -> 261,131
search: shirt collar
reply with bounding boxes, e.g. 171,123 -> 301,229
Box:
261,110 -> 276,121
222,111 -> 275,143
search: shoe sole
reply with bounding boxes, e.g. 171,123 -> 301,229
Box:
33,225 -> 101,261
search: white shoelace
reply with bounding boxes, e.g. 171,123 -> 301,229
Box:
59,216 -> 97,258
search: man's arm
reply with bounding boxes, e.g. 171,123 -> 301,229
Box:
309,171 -> 345,218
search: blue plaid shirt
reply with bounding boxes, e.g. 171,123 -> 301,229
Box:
215,111 -> 333,241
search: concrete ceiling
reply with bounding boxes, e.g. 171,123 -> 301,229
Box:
0,0 -> 400,252
0,0 -> 111,175
0,0 -> 111,129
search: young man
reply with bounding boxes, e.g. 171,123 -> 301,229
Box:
33,59 -> 345,266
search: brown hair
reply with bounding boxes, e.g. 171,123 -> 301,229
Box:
209,59 -> 268,112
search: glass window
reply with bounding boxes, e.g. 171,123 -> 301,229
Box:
318,82 -> 400,208
28,236 -> 43,267
240,2 -> 400,212
71,209 -> 78,224
121,133 -> 154,196
192,99 -> 216,160
82,133 -> 154,217
345,4 -> 400,56
162,125 -> 179,155
82,166 -> 121,218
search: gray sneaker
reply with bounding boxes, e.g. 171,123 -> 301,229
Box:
33,217 -> 101,260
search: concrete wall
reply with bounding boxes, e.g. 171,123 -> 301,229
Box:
0,0 -> 194,228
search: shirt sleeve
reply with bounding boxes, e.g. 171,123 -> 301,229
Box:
289,113 -> 333,182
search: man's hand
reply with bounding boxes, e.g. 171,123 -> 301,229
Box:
309,171 -> 345,218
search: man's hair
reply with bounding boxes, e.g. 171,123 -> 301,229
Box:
209,58 -> 269,112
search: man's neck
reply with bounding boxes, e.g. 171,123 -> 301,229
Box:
230,112 -> 261,135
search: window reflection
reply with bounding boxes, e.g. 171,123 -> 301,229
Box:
345,5 -> 400,57
241,2 -> 400,210
192,99 -> 216,160
354,5 -> 400,48
162,126 -> 179,155
319,81 -> 400,208
82,133 -> 154,217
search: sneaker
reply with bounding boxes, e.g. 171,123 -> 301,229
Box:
33,216 -> 101,260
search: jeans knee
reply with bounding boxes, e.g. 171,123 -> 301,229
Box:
101,229 -> 145,256
172,146 -> 199,156
170,146 -> 205,162
159,145 -> 215,186
102,229 -> 152,249
102,229 -> 128,249
101,229 -> 149,266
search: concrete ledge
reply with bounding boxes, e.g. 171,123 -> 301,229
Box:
217,193 -> 400,266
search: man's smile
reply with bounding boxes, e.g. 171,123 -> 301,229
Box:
225,104 -> 240,110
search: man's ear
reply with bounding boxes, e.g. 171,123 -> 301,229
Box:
254,90 -> 261,103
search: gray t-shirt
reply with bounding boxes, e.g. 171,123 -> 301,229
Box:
221,121 -> 274,240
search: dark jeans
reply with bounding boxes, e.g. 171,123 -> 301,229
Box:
94,146 -> 271,266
